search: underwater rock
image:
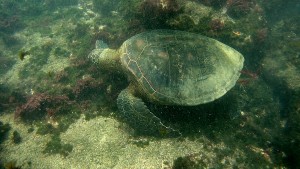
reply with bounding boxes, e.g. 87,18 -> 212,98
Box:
261,10 -> 300,168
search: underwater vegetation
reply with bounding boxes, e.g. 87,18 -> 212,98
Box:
72,76 -> 104,99
90,0 -> 184,48
195,0 -> 260,19
12,131 -> 21,144
43,135 -> 73,157
0,84 -> 25,113
208,18 -> 225,32
0,13 -> 23,34
0,51 -> 15,74
271,94 -> 300,168
43,0 -> 79,10
92,0 -> 120,16
172,154 -> 202,169
137,0 -> 182,29
1,161 -> 22,169
198,0 -> 227,9
253,28 -> 268,44
0,121 -> 11,144
17,50 -> 30,61
226,0 -> 256,18
14,93 -> 70,121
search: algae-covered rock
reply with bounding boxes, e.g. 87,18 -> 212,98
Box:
260,3 -> 300,167
0,121 -> 11,144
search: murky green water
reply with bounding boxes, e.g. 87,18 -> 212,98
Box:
0,0 -> 299,168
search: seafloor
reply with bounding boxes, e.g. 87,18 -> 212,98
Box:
0,0 -> 299,168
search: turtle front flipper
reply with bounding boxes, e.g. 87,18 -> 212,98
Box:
117,88 -> 181,137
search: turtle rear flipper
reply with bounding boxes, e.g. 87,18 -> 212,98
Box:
117,88 -> 180,137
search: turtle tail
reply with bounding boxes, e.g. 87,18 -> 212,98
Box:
117,88 -> 181,137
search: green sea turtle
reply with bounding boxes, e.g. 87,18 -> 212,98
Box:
88,30 -> 244,136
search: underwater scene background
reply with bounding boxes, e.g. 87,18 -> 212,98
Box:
0,0 -> 299,168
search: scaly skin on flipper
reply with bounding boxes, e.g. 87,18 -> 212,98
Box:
117,87 -> 181,137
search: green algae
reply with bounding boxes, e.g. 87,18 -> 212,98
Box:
0,121 -> 11,144
12,131 -> 22,144
130,138 -> 150,148
34,111 -> 81,136
173,155 -> 204,169
43,134 -> 73,157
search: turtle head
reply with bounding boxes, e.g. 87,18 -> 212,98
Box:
88,40 -> 109,63
88,40 -> 120,70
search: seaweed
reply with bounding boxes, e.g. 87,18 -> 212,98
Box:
12,131 -> 21,144
2,161 -> 21,169
92,0 -> 120,16
72,76 -> 105,100
137,0 -> 182,29
226,0 -> 256,18
0,121 -> 11,144
172,153 -> 203,169
14,93 -> 71,122
18,50 -> 30,61
0,85 -> 25,113
198,0 -> 227,9
43,134 -> 73,157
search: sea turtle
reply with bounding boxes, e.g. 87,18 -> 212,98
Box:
88,30 -> 244,136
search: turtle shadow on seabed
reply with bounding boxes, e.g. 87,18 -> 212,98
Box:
119,90 -> 241,139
